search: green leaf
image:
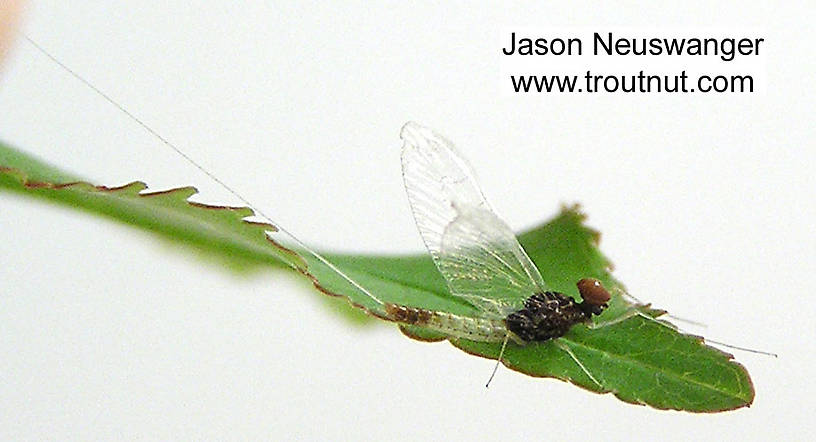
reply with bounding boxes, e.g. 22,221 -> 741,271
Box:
0,143 -> 304,273
0,141 -> 754,412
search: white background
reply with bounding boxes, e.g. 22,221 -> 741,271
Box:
0,1 -> 813,440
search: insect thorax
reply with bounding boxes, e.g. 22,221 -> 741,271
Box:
504,292 -> 598,342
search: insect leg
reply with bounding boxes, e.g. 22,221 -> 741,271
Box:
485,333 -> 510,388
619,289 -> 707,328
586,306 -> 646,330
591,302 -> 778,357
589,287 -> 697,331
625,308 -> 778,356
554,340 -> 604,390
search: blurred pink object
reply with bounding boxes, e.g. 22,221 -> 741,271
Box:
0,0 -> 24,66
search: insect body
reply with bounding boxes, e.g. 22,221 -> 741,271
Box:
17,35 -> 613,366
385,279 -> 609,344
505,282 -> 609,342
385,122 -> 610,347
19,37 -> 773,396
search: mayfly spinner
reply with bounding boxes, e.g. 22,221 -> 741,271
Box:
389,123 -> 774,386
16,34 -> 639,387
20,36 -> 773,391
388,122 -> 612,386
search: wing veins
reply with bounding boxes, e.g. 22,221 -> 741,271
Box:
400,122 -> 548,317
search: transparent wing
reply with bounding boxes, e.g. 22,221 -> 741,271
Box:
400,122 -> 548,317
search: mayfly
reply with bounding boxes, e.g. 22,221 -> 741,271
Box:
389,122 -> 613,386
18,35 -> 774,390
391,123 -> 774,384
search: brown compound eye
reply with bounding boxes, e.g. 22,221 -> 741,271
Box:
577,278 -> 611,306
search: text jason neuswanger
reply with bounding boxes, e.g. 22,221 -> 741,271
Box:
503,32 -> 765,93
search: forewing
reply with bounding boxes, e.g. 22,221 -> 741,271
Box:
400,122 -> 547,316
